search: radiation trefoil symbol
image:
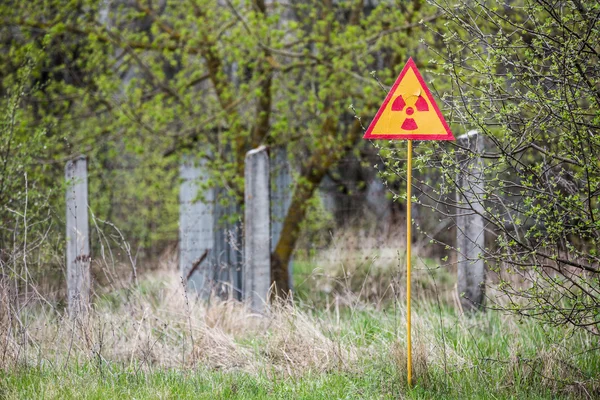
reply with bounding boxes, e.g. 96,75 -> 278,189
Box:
362,57 -> 454,140
391,94 -> 429,130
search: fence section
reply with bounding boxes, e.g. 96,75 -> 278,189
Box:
179,158 -> 215,298
270,147 -> 293,289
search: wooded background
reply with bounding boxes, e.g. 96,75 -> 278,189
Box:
1,0 -> 599,333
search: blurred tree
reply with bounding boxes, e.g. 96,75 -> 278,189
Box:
0,55 -> 64,291
1,0 -> 444,295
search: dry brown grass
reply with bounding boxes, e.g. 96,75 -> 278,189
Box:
2,267 -> 598,398
297,225 -> 456,310
0,271 -> 363,376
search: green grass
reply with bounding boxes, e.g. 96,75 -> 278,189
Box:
2,258 -> 599,399
0,360 -> 579,400
2,303 -> 598,399
1,367 -> 401,400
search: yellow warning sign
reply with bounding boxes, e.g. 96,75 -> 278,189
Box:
363,58 -> 454,140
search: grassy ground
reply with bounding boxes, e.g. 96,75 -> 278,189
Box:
1,251 -> 599,399
2,305 -> 597,399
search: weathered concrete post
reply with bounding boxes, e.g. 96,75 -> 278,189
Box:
244,146 -> 271,312
65,156 -> 90,318
456,130 -> 486,311
179,158 -> 214,299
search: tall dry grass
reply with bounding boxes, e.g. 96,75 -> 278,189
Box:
1,270 -> 359,374
1,216 -> 598,398
2,265 -> 599,398
0,261 -> 477,377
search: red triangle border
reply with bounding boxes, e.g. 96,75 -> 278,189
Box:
363,58 -> 454,141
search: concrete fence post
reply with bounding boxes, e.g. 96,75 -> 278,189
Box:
244,146 -> 271,312
65,156 -> 90,318
456,130 -> 486,312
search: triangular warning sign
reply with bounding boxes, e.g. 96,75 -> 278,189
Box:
363,58 -> 454,140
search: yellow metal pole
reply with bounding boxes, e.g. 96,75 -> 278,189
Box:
406,139 -> 413,387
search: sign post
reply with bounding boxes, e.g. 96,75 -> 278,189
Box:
406,139 -> 413,385
363,58 -> 454,386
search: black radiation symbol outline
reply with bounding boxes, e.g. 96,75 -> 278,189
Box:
390,95 -> 429,130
